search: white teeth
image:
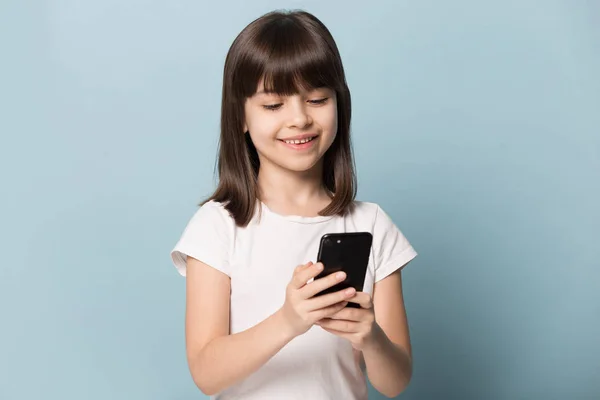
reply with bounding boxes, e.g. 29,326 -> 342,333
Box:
283,137 -> 315,144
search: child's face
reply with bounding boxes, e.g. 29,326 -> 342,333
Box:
243,81 -> 338,174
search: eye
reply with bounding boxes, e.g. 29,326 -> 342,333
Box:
263,103 -> 283,111
308,97 -> 329,105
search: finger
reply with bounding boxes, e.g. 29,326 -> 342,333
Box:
292,261 -> 313,275
301,270 -> 347,299
346,292 -> 373,309
316,318 -> 360,333
310,300 -> 348,321
296,261 -> 313,271
320,326 -> 353,340
327,307 -> 364,322
291,262 -> 320,289
305,287 -> 356,311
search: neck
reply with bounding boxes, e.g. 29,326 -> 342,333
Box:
257,161 -> 330,214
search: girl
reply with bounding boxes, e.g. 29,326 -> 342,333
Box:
171,10 -> 417,400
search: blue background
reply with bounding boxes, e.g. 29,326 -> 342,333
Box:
1,1 -> 599,399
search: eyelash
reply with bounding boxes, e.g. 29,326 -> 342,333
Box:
263,97 -> 329,111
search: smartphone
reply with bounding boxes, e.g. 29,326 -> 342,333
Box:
314,232 -> 373,308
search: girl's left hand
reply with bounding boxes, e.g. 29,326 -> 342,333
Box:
316,292 -> 377,351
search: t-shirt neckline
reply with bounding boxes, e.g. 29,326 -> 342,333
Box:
260,201 -> 334,224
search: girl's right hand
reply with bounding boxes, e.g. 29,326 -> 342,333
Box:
279,261 -> 357,337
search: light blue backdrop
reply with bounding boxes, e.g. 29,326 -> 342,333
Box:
1,1 -> 598,399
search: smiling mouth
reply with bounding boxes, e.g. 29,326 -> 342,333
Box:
279,136 -> 318,145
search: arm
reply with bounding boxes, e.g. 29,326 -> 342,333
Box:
184,256 -> 295,395
185,257 -> 352,395
362,269 -> 413,398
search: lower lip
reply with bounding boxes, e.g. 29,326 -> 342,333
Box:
279,137 -> 318,150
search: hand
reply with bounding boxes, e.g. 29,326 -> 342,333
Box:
316,292 -> 377,351
279,261 -> 358,338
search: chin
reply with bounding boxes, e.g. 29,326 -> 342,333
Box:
257,148 -> 325,174
282,161 -> 320,173
275,156 -> 323,173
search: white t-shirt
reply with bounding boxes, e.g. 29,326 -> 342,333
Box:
171,200 -> 417,400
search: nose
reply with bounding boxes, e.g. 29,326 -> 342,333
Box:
287,100 -> 312,129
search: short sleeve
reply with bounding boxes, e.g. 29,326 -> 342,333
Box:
372,205 -> 418,282
170,201 -> 233,277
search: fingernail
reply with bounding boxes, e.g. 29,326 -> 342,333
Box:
316,263 -> 324,270
345,288 -> 356,296
336,272 -> 346,281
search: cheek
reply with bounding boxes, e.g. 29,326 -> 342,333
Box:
319,104 -> 338,140
321,101 -> 338,129
246,113 -> 281,150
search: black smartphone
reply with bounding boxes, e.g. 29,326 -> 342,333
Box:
314,232 -> 373,308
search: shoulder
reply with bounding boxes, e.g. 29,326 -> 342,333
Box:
347,200 -> 385,223
349,200 -> 378,214
199,199 -> 231,216
351,201 -> 418,278
349,200 -> 410,239
190,200 -> 236,227
178,200 -> 237,253
171,200 -> 235,277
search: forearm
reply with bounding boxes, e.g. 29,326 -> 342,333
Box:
189,309 -> 295,395
362,323 -> 413,398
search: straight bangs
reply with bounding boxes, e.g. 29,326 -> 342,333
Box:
234,16 -> 345,99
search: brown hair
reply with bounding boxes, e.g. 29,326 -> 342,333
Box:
204,10 -> 356,226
